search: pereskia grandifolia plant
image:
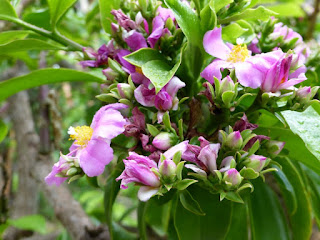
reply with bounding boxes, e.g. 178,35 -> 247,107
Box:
38,0 -> 320,239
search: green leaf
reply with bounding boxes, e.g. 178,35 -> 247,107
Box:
305,169 -> 320,228
0,30 -> 31,44
123,48 -> 168,68
240,167 -> 259,179
47,0 -> 77,27
275,157 -> 312,240
138,201 -> 148,240
281,106 -> 320,162
213,0 -> 233,12
0,120 -> 8,143
145,199 -> 172,236
174,186 -> 232,240
164,0 -> 202,47
147,124 -> 160,137
8,215 -> 46,234
99,0 -> 120,33
224,202 -> 248,239
0,0 -> 18,21
200,0 -> 216,34
272,164 -> 297,215
175,179 -> 198,191
0,68 -> 104,102
142,60 -> 181,93
179,190 -> 205,216
219,6 -> 277,24
0,39 -> 66,54
249,179 -> 290,240
222,22 -> 248,43
255,126 -> 320,175
224,191 -> 244,203
267,3 -> 305,17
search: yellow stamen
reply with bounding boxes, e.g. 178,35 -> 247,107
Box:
227,44 -> 249,63
69,126 -> 93,147
135,66 -> 143,74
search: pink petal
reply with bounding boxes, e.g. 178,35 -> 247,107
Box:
203,28 -> 231,60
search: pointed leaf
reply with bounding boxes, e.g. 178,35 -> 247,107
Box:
99,0 -> 120,33
179,190 -> 205,216
0,0 -> 18,21
47,0 -> 77,27
0,68 -> 104,102
123,48 -> 168,67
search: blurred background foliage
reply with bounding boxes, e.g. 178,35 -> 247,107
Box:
1,0 -> 320,239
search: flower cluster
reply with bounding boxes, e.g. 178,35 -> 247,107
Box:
46,1 -> 317,205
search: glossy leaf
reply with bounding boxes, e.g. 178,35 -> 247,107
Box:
8,215 -> 46,234
281,106 -> 320,161
142,60 -> 181,93
99,0 -> 120,33
47,0 -> 77,27
164,0 -> 202,47
255,125 -> 320,175
174,186 -> 232,240
275,157 -> 312,240
214,0 -> 233,12
219,6 -> 277,24
0,68 -> 104,102
0,0 -> 18,21
123,48 -> 168,68
0,30 -> 31,44
0,39 -> 66,54
249,179 -> 290,240
222,22 -> 248,43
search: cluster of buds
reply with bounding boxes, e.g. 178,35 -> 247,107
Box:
288,86 -> 319,111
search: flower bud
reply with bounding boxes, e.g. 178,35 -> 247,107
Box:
220,76 -> 235,93
243,154 -> 267,172
266,141 -> 285,157
296,87 -> 311,100
111,23 -> 119,35
154,90 -> 173,111
223,168 -> 242,187
117,83 -> 133,99
159,159 -> 177,182
102,68 -> 119,81
225,131 -> 243,150
219,156 -> 236,173
152,132 -> 177,150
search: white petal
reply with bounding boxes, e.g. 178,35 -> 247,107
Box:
137,186 -> 159,202
67,126 -> 77,135
185,164 -> 207,176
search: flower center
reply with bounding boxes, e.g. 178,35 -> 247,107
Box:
227,44 -> 249,63
135,66 -> 143,74
68,126 -> 93,147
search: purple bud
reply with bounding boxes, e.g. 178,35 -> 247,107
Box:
152,132 -> 177,150
111,9 -> 137,31
296,87 -> 311,99
102,68 -> 118,81
117,83 -> 133,99
243,155 -> 267,172
111,23 -> 119,34
266,141 -> 285,156
154,90 -> 173,111
225,131 -> 243,150
159,159 -> 177,182
223,168 -> 242,187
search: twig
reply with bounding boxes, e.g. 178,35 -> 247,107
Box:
306,0 -> 320,40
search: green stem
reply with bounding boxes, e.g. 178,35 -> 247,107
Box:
138,201 -> 148,240
11,18 -> 84,51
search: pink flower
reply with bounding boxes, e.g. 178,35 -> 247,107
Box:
46,103 -> 128,183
